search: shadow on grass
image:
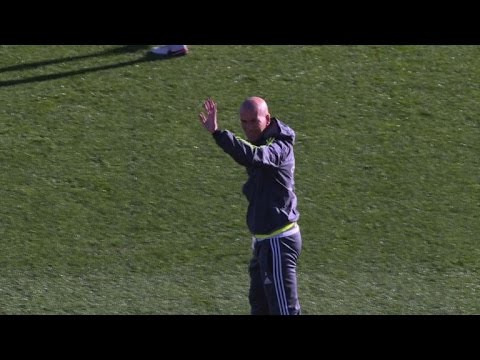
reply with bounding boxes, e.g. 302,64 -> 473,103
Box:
0,45 -> 150,74
0,46 -> 178,88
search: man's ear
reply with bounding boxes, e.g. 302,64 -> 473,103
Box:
265,113 -> 271,126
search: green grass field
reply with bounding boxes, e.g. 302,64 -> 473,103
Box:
0,45 -> 478,314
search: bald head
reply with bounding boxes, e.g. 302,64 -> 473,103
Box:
239,96 -> 271,142
240,97 -> 269,117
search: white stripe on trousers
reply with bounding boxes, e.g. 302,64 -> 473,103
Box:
271,236 -> 289,315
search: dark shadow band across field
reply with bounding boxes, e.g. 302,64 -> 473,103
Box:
0,45 -> 150,74
0,46 -> 177,88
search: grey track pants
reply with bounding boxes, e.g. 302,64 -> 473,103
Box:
249,228 -> 302,315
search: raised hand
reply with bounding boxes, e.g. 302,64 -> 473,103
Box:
198,97 -> 218,134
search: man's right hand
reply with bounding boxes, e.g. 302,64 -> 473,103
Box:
198,97 -> 219,134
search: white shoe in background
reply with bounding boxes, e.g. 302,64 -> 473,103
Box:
150,45 -> 188,57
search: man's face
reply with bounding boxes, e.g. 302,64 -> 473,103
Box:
240,108 -> 270,143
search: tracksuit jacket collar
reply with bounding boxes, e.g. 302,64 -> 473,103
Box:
255,117 -> 296,146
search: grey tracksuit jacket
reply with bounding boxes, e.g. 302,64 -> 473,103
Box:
212,118 -> 299,235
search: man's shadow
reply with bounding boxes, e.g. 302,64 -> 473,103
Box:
0,45 -> 173,88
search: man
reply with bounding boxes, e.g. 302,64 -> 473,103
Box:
198,97 -> 302,315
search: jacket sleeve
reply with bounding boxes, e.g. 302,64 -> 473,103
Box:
212,130 -> 289,168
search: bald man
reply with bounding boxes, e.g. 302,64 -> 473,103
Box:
199,97 -> 302,315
